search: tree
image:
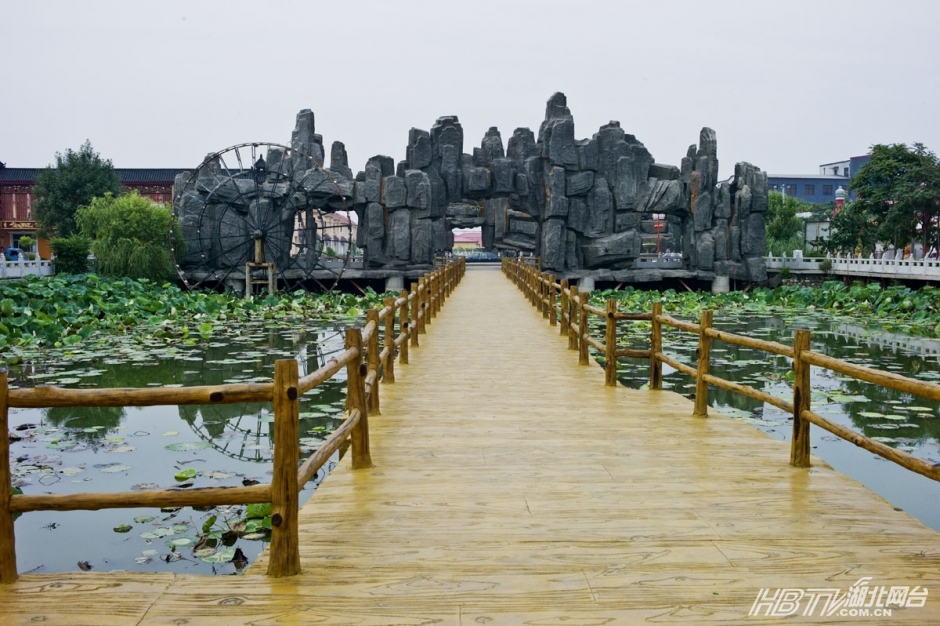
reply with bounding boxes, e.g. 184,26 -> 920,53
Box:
32,141 -> 123,238
766,191 -> 806,256
821,202 -> 878,255
75,191 -> 183,280
850,143 -> 940,250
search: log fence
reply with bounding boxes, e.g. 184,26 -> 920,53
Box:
0,258 -> 466,584
503,257 -> 940,485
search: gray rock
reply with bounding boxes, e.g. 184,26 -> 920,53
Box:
491,158 -> 516,194
713,220 -> 729,261
482,224 -> 495,250
329,141 -> 354,179
404,170 -> 430,210
507,127 -> 537,163
291,109 -> 324,165
567,197 -> 586,233
386,208 -> 413,262
440,144 -> 462,202
509,218 -> 538,236
365,202 -> 386,267
522,157 -> 543,216
364,156 -> 394,202
546,118 -> 579,169
546,166 -> 569,218
431,218 -> 449,254
566,171 -> 594,196
641,179 -> 684,214
487,197 -> 509,239
697,127 -> 718,159
613,146 -> 652,210
714,182 -> 732,219
696,231 -> 715,270
382,176 -> 406,209
648,163 -> 680,180
514,172 -> 528,196
480,127 -> 504,166
735,184 -> 752,215
541,218 -> 567,271
745,256 -> 768,282
714,260 -> 746,279
411,218 -> 432,265
585,176 -> 613,237
544,91 -> 572,122
693,191 -> 713,232
426,167 -> 447,219
730,225 -> 741,261
565,230 -> 579,270
407,128 -> 432,169
464,166 -> 490,194
615,211 -> 640,233
502,234 -> 538,251
580,230 -> 642,267
742,213 -> 766,256
577,138 -> 598,171
430,116 -> 463,164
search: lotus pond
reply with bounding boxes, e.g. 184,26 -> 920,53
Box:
4,276 -> 940,575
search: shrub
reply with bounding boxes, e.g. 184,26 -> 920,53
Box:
51,236 -> 91,274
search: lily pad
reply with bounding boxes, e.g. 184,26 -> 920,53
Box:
199,547 -> 236,563
174,468 -> 197,481
100,464 -> 132,473
134,515 -> 155,524
113,524 -> 133,533
164,441 -> 211,452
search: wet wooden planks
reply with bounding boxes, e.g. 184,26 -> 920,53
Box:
2,266 -> 940,624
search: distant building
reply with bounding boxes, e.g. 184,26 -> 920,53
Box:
767,154 -> 871,205
0,166 -> 188,259
453,230 -> 482,250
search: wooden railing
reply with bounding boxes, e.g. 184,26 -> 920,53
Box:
0,258 -> 466,584
503,257 -> 940,484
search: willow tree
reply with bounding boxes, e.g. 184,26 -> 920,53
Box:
75,192 -> 183,280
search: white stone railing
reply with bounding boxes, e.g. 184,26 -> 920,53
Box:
0,259 -> 55,279
766,255 -> 940,280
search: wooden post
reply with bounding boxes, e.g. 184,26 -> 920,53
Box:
692,309 -> 713,418
399,289 -> 410,364
417,279 -> 427,334
267,359 -> 301,577
649,302 -> 663,390
383,298 -> 396,384
424,278 -> 433,326
0,371 -> 18,584
366,309 -> 381,415
568,285 -> 579,350
605,299 -> 618,386
346,328 -> 372,469
578,291 -> 589,366
791,329 -> 812,468
410,283 -> 421,345
559,279 -> 569,336
547,275 -> 556,324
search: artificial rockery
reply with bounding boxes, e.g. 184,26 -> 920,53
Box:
177,92 -> 768,282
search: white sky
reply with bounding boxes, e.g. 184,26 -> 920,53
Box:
2,0 -> 939,179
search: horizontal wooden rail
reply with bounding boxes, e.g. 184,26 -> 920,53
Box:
377,305 -> 392,321
10,484 -> 272,513
582,303 -> 606,317
8,382 -> 273,408
379,346 -> 392,364
614,348 -> 652,359
583,334 -> 605,353
393,332 -> 409,348
657,353 -> 697,378
297,409 -> 361,489
298,347 -> 357,394
703,373 -> 794,413
613,312 -> 653,321
361,319 -> 378,345
705,328 -> 795,358
656,315 -> 700,334
801,409 -> 940,481
801,350 -> 940,402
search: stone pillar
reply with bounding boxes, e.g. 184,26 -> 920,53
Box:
385,275 -> 405,293
712,275 -> 730,294
578,276 -> 595,293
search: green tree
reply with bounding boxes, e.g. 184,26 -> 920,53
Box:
32,141 -> 124,238
75,191 -> 183,280
851,143 -> 940,250
822,202 -> 878,255
766,191 -> 806,255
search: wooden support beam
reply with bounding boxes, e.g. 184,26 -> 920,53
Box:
650,302 -> 663,390
267,359 -> 301,577
692,310 -> 713,418
791,329 -> 812,468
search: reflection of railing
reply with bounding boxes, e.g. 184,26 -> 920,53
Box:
0,259 -> 54,279
767,255 -> 940,280
504,258 -> 940,486
0,258 -> 466,583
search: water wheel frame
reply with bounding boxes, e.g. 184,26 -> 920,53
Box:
172,142 -> 354,294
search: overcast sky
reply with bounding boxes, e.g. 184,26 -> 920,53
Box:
3,0 -> 939,179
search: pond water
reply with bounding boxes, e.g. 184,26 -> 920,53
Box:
611,311 -> 940,533
7,316 -> 352,575
7,307 -> 940,576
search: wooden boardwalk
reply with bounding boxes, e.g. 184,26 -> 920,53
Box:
3,267 -> 940,624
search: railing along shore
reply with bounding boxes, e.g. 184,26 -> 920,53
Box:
0,257 -> 466,583
503,257 -> 940,486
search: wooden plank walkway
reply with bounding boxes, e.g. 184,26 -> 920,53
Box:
3,266 -> 940,624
